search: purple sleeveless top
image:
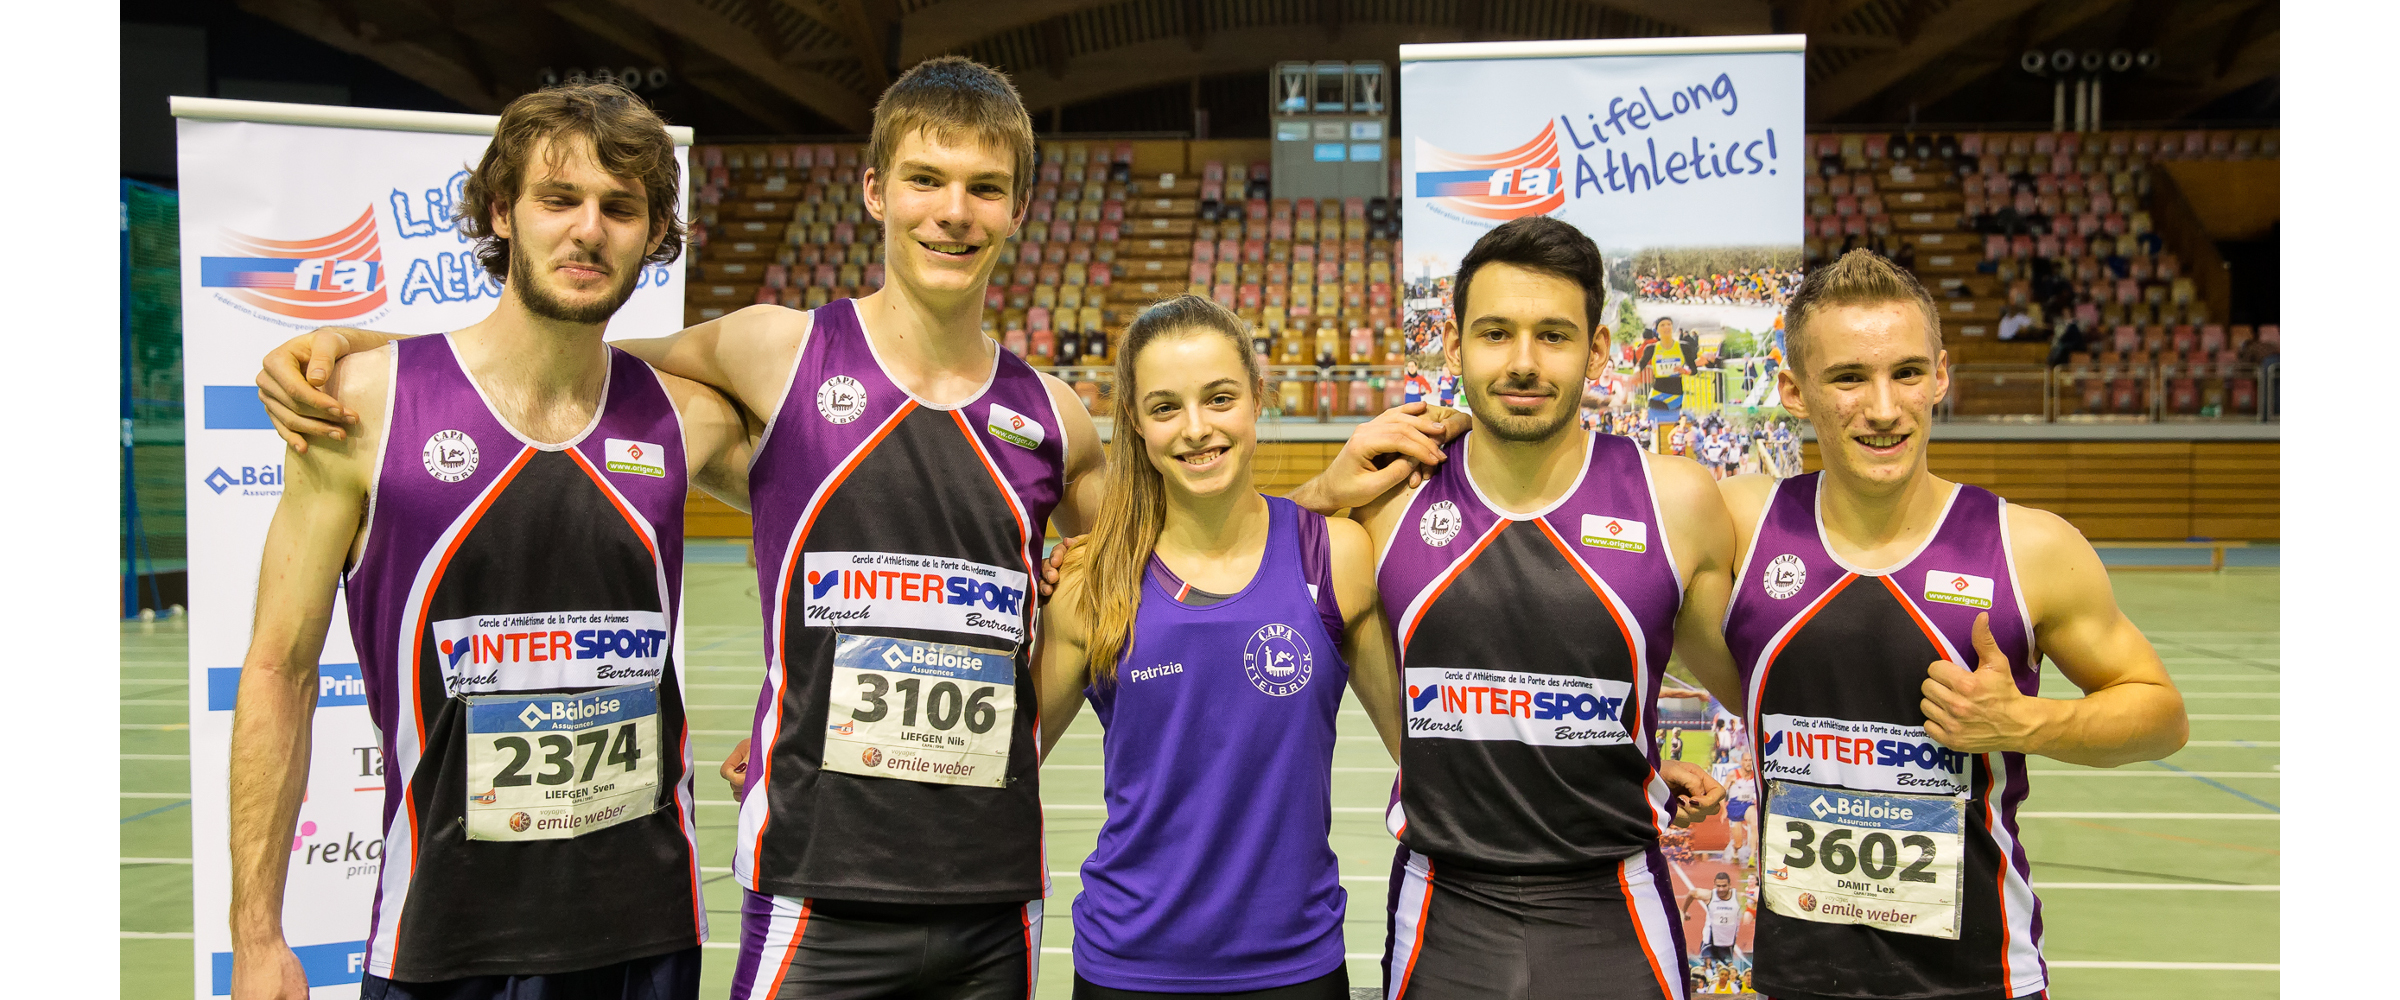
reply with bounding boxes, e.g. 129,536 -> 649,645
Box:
1376,431 -> 1685,872
1726,474 -> 2046,1000
736,298 -> 1066,903
1074,496 -> 1349,991
344,335 -> 701,980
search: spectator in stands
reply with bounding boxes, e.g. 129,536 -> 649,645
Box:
1998,307 -> 2032,342
2045,316 -> 2088,367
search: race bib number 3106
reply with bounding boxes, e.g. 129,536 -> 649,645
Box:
1762,780 -> 1965,940
463,683 -> 661,841
823,634 -> 1013,788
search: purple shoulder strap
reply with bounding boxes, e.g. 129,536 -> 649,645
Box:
1281,496 -> 1346,639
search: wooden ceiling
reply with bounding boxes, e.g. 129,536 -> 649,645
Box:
236,0 -> 2278,135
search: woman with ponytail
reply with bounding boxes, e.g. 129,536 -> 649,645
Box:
1037,295 -> 1403,1000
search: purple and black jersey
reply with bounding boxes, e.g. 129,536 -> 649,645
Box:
344,336 -> 703,980
1728,474 -> 2045,1000
736,298 -> 1065,905
1074,496 -> 1351,992
1376,431 -> 1686,873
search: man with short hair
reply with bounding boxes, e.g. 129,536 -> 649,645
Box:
262,57 -> 1110,1000
1290,216 -> 1747,1000
1719,249 -> 2187,1000
229,83 -> 752,1000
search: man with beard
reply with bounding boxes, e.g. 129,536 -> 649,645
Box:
226,84 -> 752,1000
1288,217 -> 1746,1000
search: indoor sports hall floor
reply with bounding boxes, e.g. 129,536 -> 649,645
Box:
121,541 -> 2279,999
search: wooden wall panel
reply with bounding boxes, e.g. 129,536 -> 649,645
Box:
1799,440 -> 2273,540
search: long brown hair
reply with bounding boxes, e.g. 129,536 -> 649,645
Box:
1076,295 -> 1262,684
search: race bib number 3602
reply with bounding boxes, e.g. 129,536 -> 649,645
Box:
463,683 -> 661,841
1762,780 -> 1965,940
823,634 -> 1013,788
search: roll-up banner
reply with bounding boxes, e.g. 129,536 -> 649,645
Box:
1401,36 -> 1807,483
172,97 -> 690,998
1400,38 -> 1803,995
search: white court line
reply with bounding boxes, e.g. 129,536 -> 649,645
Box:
2183,741 -> 2279,747
121,699 -> 188,706
121,678 -> 188,684
121,932 -> 195,940
2037,883 -> 2277,891
2047,961 -> 2277,970
2174,693 -> 2278,699
122,792 -> 188,799
2020,811 -> 2277,820
123,754 -> 190,761
2186,715 -> 2277,721
121,858 -> 194,865
121,724 -> 189,731
686,683 -> 759,690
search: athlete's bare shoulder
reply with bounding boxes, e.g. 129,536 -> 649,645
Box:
320,344 -> 394,473
1641,449 -> 1726,522
2001,500 -> 2099,594
1035,371 -> 1104,471
1716,473 -> 1779,530
1351,477 -> 1422,555
1325,513 -> 1373,564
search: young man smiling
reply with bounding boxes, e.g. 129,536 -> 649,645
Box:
227,84 -> 751,1000
1290,217 -> 1742,1000
259,57 -> 1106,1000
1718,250 -> 2187,1000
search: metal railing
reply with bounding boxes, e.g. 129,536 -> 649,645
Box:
1943,361 -> 2274,423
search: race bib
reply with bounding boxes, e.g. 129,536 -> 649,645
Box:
822,634 -> 1014,788
462,683 -> 661,841
1761,780 -> 1965,940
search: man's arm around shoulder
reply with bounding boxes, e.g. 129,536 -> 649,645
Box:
613,304 -> 812,422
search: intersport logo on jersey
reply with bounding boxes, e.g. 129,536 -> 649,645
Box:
1403,666 -> 1632,746
801,551 -> 1030,645
1757,713 -> 1969,795
430,610 -> 669,696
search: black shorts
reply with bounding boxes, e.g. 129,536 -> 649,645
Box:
1070,966 -> 1349,1000
359,945 -> 700,1000
1381,847 -> 1686,1000
728,889 -> 1041,1000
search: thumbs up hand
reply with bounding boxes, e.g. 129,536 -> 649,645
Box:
1922,613 -> 2034,754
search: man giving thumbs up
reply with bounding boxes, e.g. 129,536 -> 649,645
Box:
1713,252 -> 2187,1000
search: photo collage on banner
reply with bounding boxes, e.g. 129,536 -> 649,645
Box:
173,99 -> 687,999
1400,38 -> 1804,995
1400,38 -> 1805,484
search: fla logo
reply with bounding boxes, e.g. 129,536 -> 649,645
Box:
198,207 -> 389,321
1412,121 -> 1566,222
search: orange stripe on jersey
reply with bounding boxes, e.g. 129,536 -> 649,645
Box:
947,410 -> 1032,563
1394,860 -> 1436,1000
752,401 -> 917,872
1398,521 -> 1510,655
565,447 -> 661,564
1531,518 -> 1670,827
766,899 -> 814,995
1749,573 -> 1858,720
393,444 -> 535,977
1876,574 -> 1957,658
1618,861 -> 1675,999
1985,752 -> 2012,988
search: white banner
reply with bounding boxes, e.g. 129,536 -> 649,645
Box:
1400,38 -> 1807,481
1399,40 -> 1801,996
175,99 -> 688,998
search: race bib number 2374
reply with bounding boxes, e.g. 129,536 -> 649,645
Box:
462,682 -> 661,841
